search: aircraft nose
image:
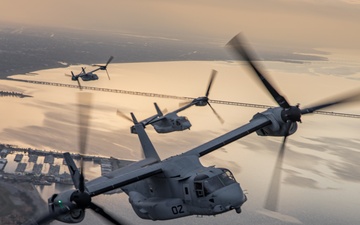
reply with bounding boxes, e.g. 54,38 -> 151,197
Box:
212,183 -> 247,213
183,120 -> 192,129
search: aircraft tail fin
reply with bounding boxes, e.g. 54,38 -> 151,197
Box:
131,113 -> 160,161
154,102 -> 163,117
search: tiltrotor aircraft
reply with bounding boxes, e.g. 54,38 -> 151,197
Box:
27,34 -> 359,225
117,69 -> 224,134
67,56 -> 114,89
117,102 -> 192,134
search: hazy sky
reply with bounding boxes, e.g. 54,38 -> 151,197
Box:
2,0 -> 360,49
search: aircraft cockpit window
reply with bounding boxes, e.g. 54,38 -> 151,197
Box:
194,170 -> 236,197
203,176 -> 223,195
220,169 -> 236,185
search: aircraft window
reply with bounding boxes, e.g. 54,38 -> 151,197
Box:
201,171 -> 236,196
194,174 -> 209,197
221,169 -> 236,180
219,171 -> 236,186
203,176 -> 223,195
184,187 -> 189,195
194,182 -> 205,197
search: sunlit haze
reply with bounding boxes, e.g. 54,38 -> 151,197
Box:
0,1 -> 360,225
1,0 -> 360,49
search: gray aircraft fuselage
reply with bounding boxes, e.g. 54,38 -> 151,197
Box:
151,116 -> 192,133
122,154 -> 246,220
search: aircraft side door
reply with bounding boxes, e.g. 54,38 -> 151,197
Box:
183,183 -> 192,202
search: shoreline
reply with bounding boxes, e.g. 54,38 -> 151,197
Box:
0,143 -> 134,188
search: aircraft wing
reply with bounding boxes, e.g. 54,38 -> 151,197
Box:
147,102 -> 195,124
147,116 -> 165,124
141,114 -> 159,125
87,159 -> 163,197
171,101 -> 196,114
183,114 -> 272,157
86,157 -> 158,186
148,111 -> 179,124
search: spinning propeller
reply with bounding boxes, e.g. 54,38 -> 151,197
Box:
32,92 -> 125,225
227,33 -> 360,212
92,56 -> 114,80
72,71 -> 82,90
180,69 -> 224,124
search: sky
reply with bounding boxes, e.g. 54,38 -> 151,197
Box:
1,0 -> 360,49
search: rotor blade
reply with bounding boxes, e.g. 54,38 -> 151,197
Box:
106,56 -> 114,66
301,90 -> 360,115
116,109 -> 133,122
78,92 -> 92,154
77,92 -> 92,187
226,33 -> 290,109
264,120 -> 292,211
89,202 -> 125,225
33,203 -> 76,225
77,78 -> 82,91
207,102 -> 225,124
205,69 -> 217,97
63,152 -> 81,190
179,100 -> 193,108
264,136 -> 286,211
71,71 -> 82,90
79,161 -> 85,192
93,56 -> 114,68
106,69 -> 111,80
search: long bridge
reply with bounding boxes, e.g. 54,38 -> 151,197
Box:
7,78 -> 360,119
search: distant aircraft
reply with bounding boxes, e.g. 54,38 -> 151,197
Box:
66,56 -> 114,89
117,70 -> 224,134
117,102 -> 192,134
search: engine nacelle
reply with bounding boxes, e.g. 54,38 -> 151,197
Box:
128,191 -> 190,220
251,107 -> 298,136
48,190 -> 85,223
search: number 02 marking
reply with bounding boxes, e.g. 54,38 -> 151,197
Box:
171,205 -> 184,214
